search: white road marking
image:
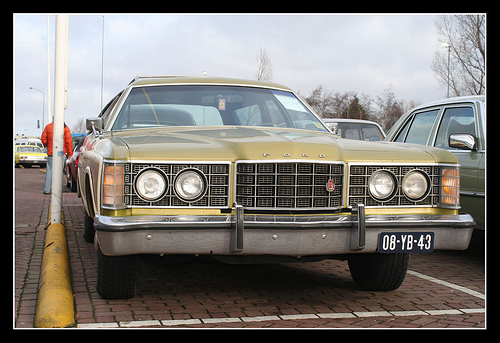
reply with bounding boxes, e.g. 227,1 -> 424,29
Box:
120,320 -> 162,328
77,308 -> 485,328
354,311 -> 392,318
407,270 -> 485,300
77,269 -> 485,328
161,318 -> 202,326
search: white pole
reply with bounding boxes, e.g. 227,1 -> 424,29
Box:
100,15 -> 104,111
47,15 -> 51,124
51,15 -> 69,224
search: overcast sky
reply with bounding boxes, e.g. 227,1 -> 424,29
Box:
14,13 -> 446,137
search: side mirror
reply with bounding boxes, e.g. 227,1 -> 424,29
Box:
86,117 -> 103,131
449,133 -> 476,150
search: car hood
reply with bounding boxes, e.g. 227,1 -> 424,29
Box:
109,126 -> 457,164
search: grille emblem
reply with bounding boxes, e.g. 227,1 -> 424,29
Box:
326,179 -> 335,192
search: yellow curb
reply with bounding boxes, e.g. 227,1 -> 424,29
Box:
34,222 -> 75,328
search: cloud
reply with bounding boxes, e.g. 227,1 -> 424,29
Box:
14,14 -> 443,137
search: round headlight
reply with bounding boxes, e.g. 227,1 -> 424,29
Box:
402,170 -> 429,200
174,169 -> 207,202
135,169 -> 167,201
368,170 -> 396,201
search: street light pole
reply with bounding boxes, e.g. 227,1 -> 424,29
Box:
29,87 -> 45,133
100,15 -> 105,111
51,15 -> 69,225
442,42 -> 451,98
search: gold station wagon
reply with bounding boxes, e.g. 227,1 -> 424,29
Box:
78,76 -> 475,299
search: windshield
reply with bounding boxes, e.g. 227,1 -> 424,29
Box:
335,123 -> 385,141
17,146 -> 43,153
111,85 -> 328,133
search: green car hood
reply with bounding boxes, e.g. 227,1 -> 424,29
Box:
109,126 -> 457,164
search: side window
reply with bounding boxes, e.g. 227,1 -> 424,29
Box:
100,92 -> 123,129
361,125 -> 384,141
403,109 -> 440,145
343,128 -> 361,140
394,118 -> 411,142
434,107 -> 476,149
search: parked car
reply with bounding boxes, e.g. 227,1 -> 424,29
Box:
71,133 -> 87,150
65,138 -> 85,192
15,138 -> 44,149
323,118 -> 385,141
79,76 -> 474,299
385,96 -> 485,229
15,145 -> 47,168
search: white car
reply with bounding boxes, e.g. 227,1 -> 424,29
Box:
323,118 -> 386,141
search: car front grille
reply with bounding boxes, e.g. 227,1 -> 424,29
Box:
235,161 -> 344,209
124,162 -> 230,208
348,164 -> 441,207
122,161 -> 454,210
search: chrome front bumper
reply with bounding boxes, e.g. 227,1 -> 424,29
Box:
94,205 -> 475,256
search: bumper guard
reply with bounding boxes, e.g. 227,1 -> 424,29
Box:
94,204 -> 475,256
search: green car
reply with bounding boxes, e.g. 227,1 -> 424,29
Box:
78,76 -> 475,299
385,96 -> 485,229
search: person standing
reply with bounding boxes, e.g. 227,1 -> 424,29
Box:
40,121 -> 73,194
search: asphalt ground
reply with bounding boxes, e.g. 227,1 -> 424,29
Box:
14,167 -> 486,328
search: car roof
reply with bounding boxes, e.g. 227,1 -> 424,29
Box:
411,95 -> 485,112
385,95 -> 485,140
322,118 -> 381,124
127,75 -> 293,92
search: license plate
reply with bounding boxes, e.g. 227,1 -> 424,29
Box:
378,232 -> 434,253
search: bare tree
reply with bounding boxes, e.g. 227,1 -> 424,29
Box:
304,85 -> 333,117
402,99 -> 422,113
376,86 -> 405,131
331,91 -> 353,119
73,117 -> 87,133
304,86 -> 375,122
432,15 -> 485,97
302,84 -> 418,131
255,48 -> 274,82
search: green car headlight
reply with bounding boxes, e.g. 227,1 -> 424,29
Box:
135,168 -> 167,201
402,170 -> 429,201
174,169 -> 207,202
368,170 -> 396,201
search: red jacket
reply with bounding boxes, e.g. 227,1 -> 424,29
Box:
41,122 -> 73,157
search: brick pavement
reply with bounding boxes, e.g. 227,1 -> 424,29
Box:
65,196 -> 485,328
14,168 -> 50,328
14,168 -> 486,328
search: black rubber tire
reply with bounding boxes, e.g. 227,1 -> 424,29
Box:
348,253 -> 410,291
96,245 -> 139,299
70,174 -> 77,192
83,210 -> 95,243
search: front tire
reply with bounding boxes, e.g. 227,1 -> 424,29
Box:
83,210 -> 95,243
96,245 -> 139,299
348,253 -> 409,291
70,174 -> 77,192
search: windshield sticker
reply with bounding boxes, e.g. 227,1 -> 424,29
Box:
218,98 -> 226,111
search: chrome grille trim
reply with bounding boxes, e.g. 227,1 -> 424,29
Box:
124,162 -> 230,208
347,163 -> 442,208
235,160 -> 344,210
